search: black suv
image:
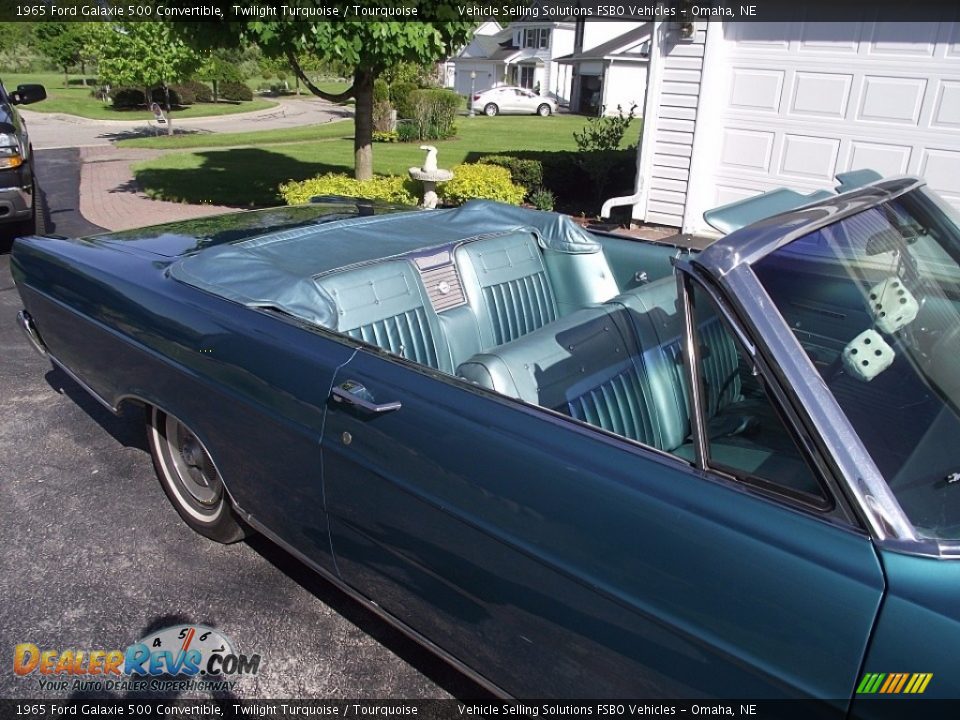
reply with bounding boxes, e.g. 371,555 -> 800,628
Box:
0,80 -> 46,239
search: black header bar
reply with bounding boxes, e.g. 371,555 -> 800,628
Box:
0,1 -> 956,23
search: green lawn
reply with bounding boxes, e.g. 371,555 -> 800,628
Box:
119,118 -> 356,150
2,72 -> 277,121
132,114 -> 635,207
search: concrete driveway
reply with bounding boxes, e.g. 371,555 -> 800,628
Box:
21,95 -> 353,150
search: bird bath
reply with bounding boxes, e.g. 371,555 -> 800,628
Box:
409,146 -> 453,209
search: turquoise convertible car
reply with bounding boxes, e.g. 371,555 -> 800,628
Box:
11,172 -> 960,707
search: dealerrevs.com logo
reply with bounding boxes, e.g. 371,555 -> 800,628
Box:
14,624 -> 261,693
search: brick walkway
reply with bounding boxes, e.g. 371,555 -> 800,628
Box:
79,146 -> 234,231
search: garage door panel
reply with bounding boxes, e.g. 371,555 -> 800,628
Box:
947,24 -> 960,58
867,23 -> 939,57
920,149 -> 960,195
724,22 -> 792,48
857,76 -> 927,124
719,129 -> 775,171
779,135 -> 840,180
847,141 -> 912,177
797,21 -> 863,52
729,69 -> 783,112
791,72 -> 853,118
932,81 -> 960,129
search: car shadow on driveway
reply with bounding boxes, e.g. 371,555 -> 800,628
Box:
44,366 -> 148,451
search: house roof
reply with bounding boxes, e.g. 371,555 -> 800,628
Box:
457,30 -> 506,59
556,23 -> 652,64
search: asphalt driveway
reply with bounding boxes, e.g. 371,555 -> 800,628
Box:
0,153 -> 486,701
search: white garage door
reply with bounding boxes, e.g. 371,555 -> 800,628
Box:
686,20 -> 960,234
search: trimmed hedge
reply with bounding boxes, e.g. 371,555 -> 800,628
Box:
438,164 -> 525,206
109,86 -> 146,109
219,80 -> 253,102
279,173 -> 418,206
178,80 -> 214,104
464,149 -> 637,215
156,85 -> 193,106
477,155 -> 544,196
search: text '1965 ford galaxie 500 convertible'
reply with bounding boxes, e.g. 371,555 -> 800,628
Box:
11,171 -> 960,710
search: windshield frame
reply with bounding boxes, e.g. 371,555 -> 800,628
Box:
693,181 -> 960,558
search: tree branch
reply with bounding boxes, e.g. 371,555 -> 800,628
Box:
286,50 -> 354,102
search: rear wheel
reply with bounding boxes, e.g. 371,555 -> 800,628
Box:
537,104 -> 552,117
484,103 -> 499,117
146,406 -> 249,543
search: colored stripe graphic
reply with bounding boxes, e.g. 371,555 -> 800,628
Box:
857,672 -> 932,694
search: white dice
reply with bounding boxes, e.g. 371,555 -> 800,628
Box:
842,329 -> 895,382
868,277 -> 919,334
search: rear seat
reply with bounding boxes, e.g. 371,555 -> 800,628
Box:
315,260 -> 455,373
454,230 -> 560,348
315,229 -> 617,374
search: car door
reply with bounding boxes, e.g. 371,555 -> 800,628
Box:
320,306 -> 885,701
499,88 -> 521,113
518,89 -> 537,113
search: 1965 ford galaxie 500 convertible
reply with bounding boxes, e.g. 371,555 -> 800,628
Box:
10,172 -> 960,706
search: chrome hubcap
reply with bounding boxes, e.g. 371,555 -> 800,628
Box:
165,416 -> 219,506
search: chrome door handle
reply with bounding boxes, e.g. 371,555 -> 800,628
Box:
331,381 -> 402,414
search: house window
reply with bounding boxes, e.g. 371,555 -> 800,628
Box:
519,65 -> 535,89
522,28 -> 550,49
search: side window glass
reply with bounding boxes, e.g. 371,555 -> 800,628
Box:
688,283 -> 827,504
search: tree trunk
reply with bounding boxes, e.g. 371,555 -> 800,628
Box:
213,80 -> 219,104
81,61 -> 87,86
353,69 -> 374,180
64,67 -> 69,87
164,85 -> 173,136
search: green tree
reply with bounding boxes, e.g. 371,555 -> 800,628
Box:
35,22 -> 95,86
88,22 -> 201,134
198,48 -> 245,102
174,5 -> 474,179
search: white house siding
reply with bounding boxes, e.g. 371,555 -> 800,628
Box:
682,18 -> 960,235
582,21 -> 640,50
603,62 -> 648,117
639,26 -> 707,228
548,28 -> 576,102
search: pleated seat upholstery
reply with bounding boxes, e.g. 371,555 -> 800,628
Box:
316,260 -> 454,373
457,304 -> 689,451
455,231 -> 559,349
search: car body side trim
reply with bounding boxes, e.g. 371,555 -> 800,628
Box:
236,509 -> 511,700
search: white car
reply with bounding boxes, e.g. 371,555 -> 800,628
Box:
471,86 -> 557,117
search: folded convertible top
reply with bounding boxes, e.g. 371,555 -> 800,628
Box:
171,200 -> 604,328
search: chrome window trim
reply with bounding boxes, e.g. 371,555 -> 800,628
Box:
675,265 -> 850,520
693,259 -> 918,544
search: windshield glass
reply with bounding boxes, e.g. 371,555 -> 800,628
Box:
753,187 -> 960,541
